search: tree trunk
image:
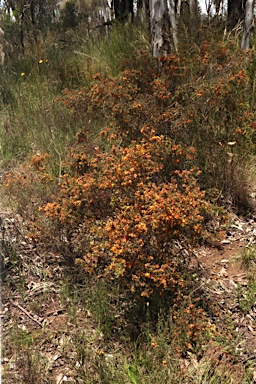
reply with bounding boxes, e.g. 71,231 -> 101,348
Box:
101,0 -> 110,37
169,0 -> 178,53
0,27 -> 5,65
30,0 -> 38,42
190,0 -> 198,33
241,0 -> 255,49
20,4 -> 25,51
175,0 -> 181,16
149,0 -> 171,57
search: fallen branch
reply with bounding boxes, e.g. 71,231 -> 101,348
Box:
10,300 -> 43,327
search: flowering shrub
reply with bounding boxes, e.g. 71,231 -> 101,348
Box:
59,43 -> 253,208
5,40 -> 254,360
9,44 -> 248,298
42,131 -> 218,297
6,41 -> 253,300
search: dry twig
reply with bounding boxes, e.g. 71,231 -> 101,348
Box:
10,300 -> 43,327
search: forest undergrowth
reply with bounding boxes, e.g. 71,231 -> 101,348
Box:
1,20 -> 256,383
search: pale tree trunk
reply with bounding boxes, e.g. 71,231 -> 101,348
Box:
101,0 -> 110,37
149,0 -> 171,57
20,4 -> 25,51
101,0 -> 110,23
169,0 -> 178,53
176,0 -> 182,17
0,27 -> 4,65
241,0 -> 255,49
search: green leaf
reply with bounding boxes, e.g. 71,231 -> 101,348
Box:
125,363 -> 138,384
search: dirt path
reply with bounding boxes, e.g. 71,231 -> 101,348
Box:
197,214 -> 256,360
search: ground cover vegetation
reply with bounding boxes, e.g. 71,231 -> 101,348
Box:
1,2 -> 256,382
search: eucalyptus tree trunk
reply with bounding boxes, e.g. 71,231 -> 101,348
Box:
101,0 -> 109,21
241,0 -> 255,49
101,0 -> 110,37
175,0 -> 181,17
169,0 -> 178,53
19,3 -> 25,51
0,27 -> 5,65
149,0 -> 171,57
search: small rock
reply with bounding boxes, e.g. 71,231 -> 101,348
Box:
218,267 -> 228,278
221,239 -> 231,244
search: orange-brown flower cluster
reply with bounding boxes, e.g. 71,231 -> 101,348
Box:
41,130 -> 215,298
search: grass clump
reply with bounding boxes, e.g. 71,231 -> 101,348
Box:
237,275 -> 256,314
240,246 -> 256,270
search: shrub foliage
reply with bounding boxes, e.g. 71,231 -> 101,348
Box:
43,133 -> 213,298
5,40 -> 254,300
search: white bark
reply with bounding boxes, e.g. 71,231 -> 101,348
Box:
241,0 -> 255,50
149,0 -> 171,57
0,27 -> 4,65
176,0 -> 181,17
101,0 -> 109,22
101,0 -> 110,37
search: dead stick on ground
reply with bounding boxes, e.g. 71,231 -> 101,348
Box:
10,300 -> 43,327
